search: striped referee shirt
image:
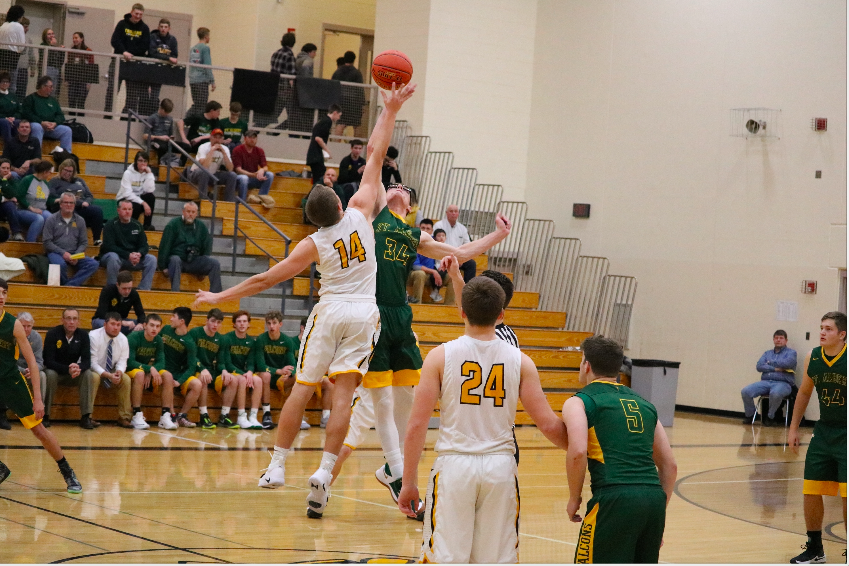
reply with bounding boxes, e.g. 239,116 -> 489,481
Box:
496,323 -> 519,348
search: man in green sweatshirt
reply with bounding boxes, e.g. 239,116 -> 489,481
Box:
218,310 -> 263,430
187,308 -> 238,429
126,314 -> 177,430
21,75 -> 71,152
159,307 -> 201,428
253,310 -> 300,430
101,199 -> 157,290
157,201 -> 221,292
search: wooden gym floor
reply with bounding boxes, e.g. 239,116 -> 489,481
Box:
0,412 -> 845,564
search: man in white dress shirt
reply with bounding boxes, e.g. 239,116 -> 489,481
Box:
89,312 -> 132,428
434,204 -> 476,282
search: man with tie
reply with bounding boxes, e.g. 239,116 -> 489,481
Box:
89,312 -> 132,428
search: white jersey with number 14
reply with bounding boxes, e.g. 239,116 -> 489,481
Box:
308,207 -> 376,299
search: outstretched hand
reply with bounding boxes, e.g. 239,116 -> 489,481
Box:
495,213 -> 511,235
193,290 -> 219,309
440,254 -> 462,281
380,82 -> 417,113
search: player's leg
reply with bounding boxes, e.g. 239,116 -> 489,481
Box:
573,488 -> 642,563
319,377 -> 333,428
217,374 -> 239,428
330,387 -> 375,485
469,454 -> 520,564
420,455 -> 476,564
128,369 -> 150,429
158,371 -> 177,429
246,374 -> 263,428
259,371 -> 274,429
794,423 -> 839,563
258,381 -> 317,489
198,377 -> 215,429
177,377 -> 201,426
632,486 -> 668,564
392,385 -> 414,449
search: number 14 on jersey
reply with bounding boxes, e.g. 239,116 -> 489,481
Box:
334,231 -> 367,269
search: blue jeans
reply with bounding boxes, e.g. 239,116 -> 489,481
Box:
0,120 -> 44,146
47,253 -> 98,286
33,124 -> 72,152
100,252 -> 157,290
741,379 -> 792,418
5,206 -> 51,241
236,174 -> 273,200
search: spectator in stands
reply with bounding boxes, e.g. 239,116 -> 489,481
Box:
234,130 -> 274,208
296,43 -> 317,77
148,18 -> 178,107
253,310 -> 301,430
434,204 -> 476,282
221,101 -> 248,149
741,330 -> 797,426
331,51 -> 365,136
323,168 -> 348,208
2,119 -> 41,178
306,104 -> 341,185
66,32 -> 93,115
108,3 -> 150,115
116,151 -> 156,230
0,310 -> 46,428
0,157 -> 50,242
43,191 -> 99,286
0,6 -> 26,75
22,75 -> 72,152
188,128 -> 238,202
38,28 -> 65,100
407,219 -> 451,304
100,203 -> 157,290
188,308 -> 232,429
89,311 -> 132,428
158,201 -> 222,293
13,17 -> 35,102
126,313 -> 177,430
92,270 -> 146,333
187,27 -> 214,118
269,33 -> 297,130
43,308 -> 99,429
160,306 -> 202,428
178,100 -> 221,157
382,145 -> 402,186
0,71 -> 23,145
218,310 -> 263,429
143,98 -> 190,168
48,159 -> 104,245
338,139 -> 365,185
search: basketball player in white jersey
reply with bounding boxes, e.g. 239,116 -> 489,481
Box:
195,82 -> 416,518
398,277 -> 569,563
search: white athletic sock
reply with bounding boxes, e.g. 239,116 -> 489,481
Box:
199,406 -> 208,415
385,448 -> 404,479
319,451 -> 337,475
238,408 -> 246,417
372,386 -> 402,475
273,445 -> 289,462
221,406 -> 230,416
322,409 -> 330,419
262,403 -> 271,413
250,408 -> 258,419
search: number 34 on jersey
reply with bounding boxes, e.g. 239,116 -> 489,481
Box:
333,231 -> 367,269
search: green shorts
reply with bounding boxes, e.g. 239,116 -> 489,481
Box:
574,485 -> 667,564
363,304 -> 421,388
803,421 -> 847,497
0,370 -> 41,429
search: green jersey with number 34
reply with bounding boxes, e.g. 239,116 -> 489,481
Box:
373,206 -> 421,307
807,345 -> 847,427
575,380 -> 662,492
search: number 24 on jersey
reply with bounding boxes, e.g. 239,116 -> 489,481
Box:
333,231 -> 367,269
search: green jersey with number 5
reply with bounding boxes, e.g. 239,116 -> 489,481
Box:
807,345 -> 847,427
373,206 -> 421,307
575,381 -> 662,492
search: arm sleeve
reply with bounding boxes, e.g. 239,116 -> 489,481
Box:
89,332 -> 105,376
126,333 -> 143,372
111,24 -> 125,53
42,217 -> 65,255
116,336 -> 129,373
153,340 -> 165,372
201,223 -> 212,255
20,95 -> 38,123
232,147 -> 244,170
54,104 -> 65,125
79,332 -> 91,373
143,172 -> 156,194
74,217 -> 88,253
253,337 -> 268,374
218,336 -> 233,373
157,223 -> 174,270
177,339 -> 199,383
755,352 -> 772,373
31,333 -> 44,371
245,342 -> 256,372
283,335 -> 297,367
116,170 -> 145,204
132,292 -> 145,322
137,226 -> 150,257
93,287 -> 110,320
79,180 -> 94,205
43,329 -> 69,374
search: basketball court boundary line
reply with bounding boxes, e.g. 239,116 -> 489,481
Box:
0,514 -> 108,551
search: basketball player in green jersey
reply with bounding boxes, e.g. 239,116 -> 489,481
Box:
788,311 -> 846,564
562,336 -> 677,563
366,186 -> 512,500
0,279 -> 82,493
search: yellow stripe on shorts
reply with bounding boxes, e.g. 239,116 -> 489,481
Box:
575,502 -> 599,563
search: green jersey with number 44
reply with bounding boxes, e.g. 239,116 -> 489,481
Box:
373,206 -> 421,307
575,380 -> 662,492
807,345 -> 847,427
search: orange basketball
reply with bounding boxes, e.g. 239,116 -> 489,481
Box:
371,50 -> 413,90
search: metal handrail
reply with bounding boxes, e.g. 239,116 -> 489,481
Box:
231,196 -> 292,313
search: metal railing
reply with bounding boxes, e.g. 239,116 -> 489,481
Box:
391,120 -> 412,159
417,151 -> 454,219
488,201 -> 528,273
513,219 -> 555,293
594,275 -> 637,347
463,184 -> 504,241
437,168 -> 477,220
231,197 -> 292,315
0,42 -> 379,140
537,237 -> 582,312
565,256 -> 610,332
399,135 -> 431,190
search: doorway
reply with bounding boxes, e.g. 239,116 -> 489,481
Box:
319,24 -> 374,82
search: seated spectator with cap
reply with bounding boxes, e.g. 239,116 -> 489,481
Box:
47,159 -> 104,246
741,329 -> 797,426
158,201 -> 222,293
116,151 -> 157,231
187,127 -> 238,202
2,119 -> 41,179
434,204 -> 476,283
43,191 -> 99,286
233,130 -> 274,208
21,75 -> 72,152
101,200 -> 157,290
92,269 -> 146,335
89,311 -> 132,428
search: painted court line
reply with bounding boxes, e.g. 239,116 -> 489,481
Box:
684,477 -> 803,486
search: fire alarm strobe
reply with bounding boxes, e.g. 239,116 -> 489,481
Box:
802,280 -> 818,294
811,118 -> 827,132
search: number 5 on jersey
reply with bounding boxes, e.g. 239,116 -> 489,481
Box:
333,231 -> 367,269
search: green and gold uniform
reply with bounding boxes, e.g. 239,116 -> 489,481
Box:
573,380 -> 666,564
253,331 -> 297,389
126,331 -> 165,385
363,206 -> 422,388
160,325 -> 199,394
803,344 -> 847,497
219,331 -> 255,375
0,311 -> 40,429
188,326 -> 223,393
222,118 -> 248,145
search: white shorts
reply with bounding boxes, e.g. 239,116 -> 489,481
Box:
421,453 -> 519,564
343,385 -> 375,449
295,299 -> 381,385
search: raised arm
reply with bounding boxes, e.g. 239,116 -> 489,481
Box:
194,237 -> 319,307
419,213 -> 511,265
348,82 -> 416,221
